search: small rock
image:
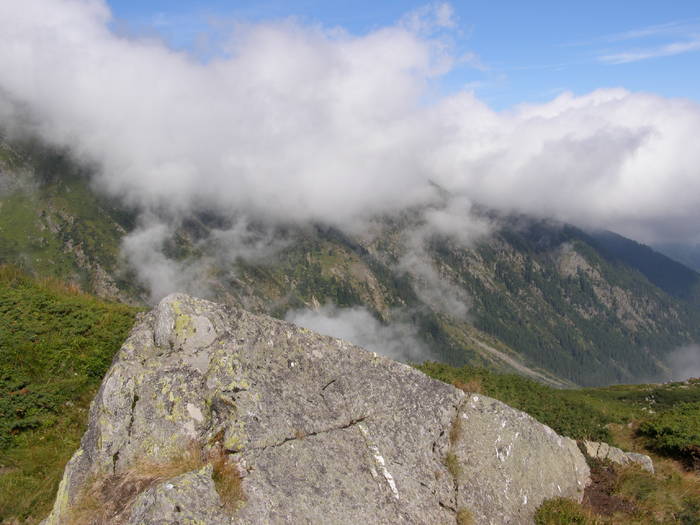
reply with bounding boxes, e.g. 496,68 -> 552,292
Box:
582,440 -> 654,473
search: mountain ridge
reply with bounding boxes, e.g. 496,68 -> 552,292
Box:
1,133 -> 699,386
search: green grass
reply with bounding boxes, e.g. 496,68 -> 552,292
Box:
0,265 -> 137,523
0,140 -> 133,295
418,362 -> 700,449
418,362 -> 615,441
637,401 -> 700,466
0,191 -> 81,280
0,390 -> 93,522
534,498 -> 596,525
614,466 -> 700,524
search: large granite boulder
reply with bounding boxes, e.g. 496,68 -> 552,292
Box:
43,293 -> 589,524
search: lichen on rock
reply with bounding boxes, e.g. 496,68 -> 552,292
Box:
43,293 -> 590,524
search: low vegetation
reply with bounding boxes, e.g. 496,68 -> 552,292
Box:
535,460 -> 700,524
455,507 -> 474,525
637,401 -> 700,469
210,445 -> 247,512
534,497 -> 595,524
0,265 -> 137,523
419,362 -> 700,450
69,442 -> 245,524
69,444 -> 206,524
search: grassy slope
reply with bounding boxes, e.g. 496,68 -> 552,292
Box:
0,138 -> 134,297
0,266 -> 137,523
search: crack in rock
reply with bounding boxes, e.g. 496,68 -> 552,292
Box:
244,416 -> 367,452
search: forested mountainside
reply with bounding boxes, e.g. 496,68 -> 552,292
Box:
590,230 -> 700,305
653,242 -> 700,273
2,134 -> 699,386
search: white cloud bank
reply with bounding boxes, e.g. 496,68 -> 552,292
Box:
286,305 -> 432,363
1,0 -> 700,248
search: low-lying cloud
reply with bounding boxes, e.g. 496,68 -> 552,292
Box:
665,344 -> 700,382
286,305 -> 432,363
121,215 -> 289,302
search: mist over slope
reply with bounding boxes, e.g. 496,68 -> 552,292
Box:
2,137 -> 699,387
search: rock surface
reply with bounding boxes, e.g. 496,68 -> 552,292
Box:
582,440 -> 654,473
43,293 -> 590,524
127,465 -> 231,524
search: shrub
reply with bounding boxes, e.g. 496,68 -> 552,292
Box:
453,378 -> 482,394
637,402 -> 700,468
534,498 -> 593,525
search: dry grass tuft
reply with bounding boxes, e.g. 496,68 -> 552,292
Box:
445,451 -> 461,479
0,264 -> 26,284
449,412 -> 463,445
67,442 -> 247,524
0,264 -> 86,297
534,497 -> 598,524
68,443 -> 206,525
209,445 -> 246,511
453,378 -> 483,394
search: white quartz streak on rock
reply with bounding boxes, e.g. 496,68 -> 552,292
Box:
358,422 -> 400,500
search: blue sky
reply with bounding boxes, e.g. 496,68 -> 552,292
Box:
106,0 -> 700,108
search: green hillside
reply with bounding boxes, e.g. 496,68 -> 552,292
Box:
0,137 -> 137,301
653,242 -> 700,273
0,266 -> 138,521
2,133 -> 700,386
591,230 -> 700,305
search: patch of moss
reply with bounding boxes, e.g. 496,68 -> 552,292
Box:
444,451 -> 461,479
456,507 -> 474,525
534,498 -> 594,524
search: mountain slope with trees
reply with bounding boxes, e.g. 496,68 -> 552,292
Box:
2,134 -> 699,386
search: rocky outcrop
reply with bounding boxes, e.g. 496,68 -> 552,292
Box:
43,293 -> 590,524
582,440 -> 654,473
